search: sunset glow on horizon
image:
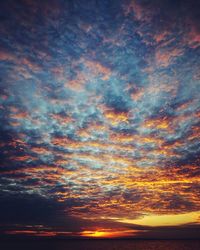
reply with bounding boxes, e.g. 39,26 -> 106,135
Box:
80,229 -> 140,238
114,211 -> 200,227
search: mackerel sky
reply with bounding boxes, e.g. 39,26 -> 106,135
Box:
0,0 -> 200,238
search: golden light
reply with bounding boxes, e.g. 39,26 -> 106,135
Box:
114,211 -> 200,227
83,231 -> 108,237
80,229 -> 139,238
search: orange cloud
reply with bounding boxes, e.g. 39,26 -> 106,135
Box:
85,60 -> 111,80
31,147 -> 51,155
154,31 -> 169,43
11,155 -> 36,162
10,111 -> 29,120
104,110 -> 129,126
21,58 -> 41,72
131,87 -> 145,101
155,48 -> 183,67
142,116 -> 170,130
5,230 -> 57,237
0,51 -> 16,61
186,26 -> 200,49
51,113 -> 74,126
65,72 -> 86,91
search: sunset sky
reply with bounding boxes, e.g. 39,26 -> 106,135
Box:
0,0 -> 200,239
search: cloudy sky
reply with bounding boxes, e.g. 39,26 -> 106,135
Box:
0,0 -> 200,239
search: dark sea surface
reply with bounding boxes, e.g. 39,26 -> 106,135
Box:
1,239 -> 200,250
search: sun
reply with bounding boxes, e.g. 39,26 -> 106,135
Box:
89,231 -> 108,237
80,229 -> 138,238
81,230 -> 111,238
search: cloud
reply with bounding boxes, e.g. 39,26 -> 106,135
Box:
0,0 -> 200,238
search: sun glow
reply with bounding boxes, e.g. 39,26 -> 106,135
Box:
81,230 -> 109,237
80,229 -> 138,238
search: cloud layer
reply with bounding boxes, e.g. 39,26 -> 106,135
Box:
0,0 -> 200,238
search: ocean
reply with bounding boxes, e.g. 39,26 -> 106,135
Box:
1,239 -> 200,250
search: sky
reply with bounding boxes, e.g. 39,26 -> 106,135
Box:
0,0 -> 200,239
